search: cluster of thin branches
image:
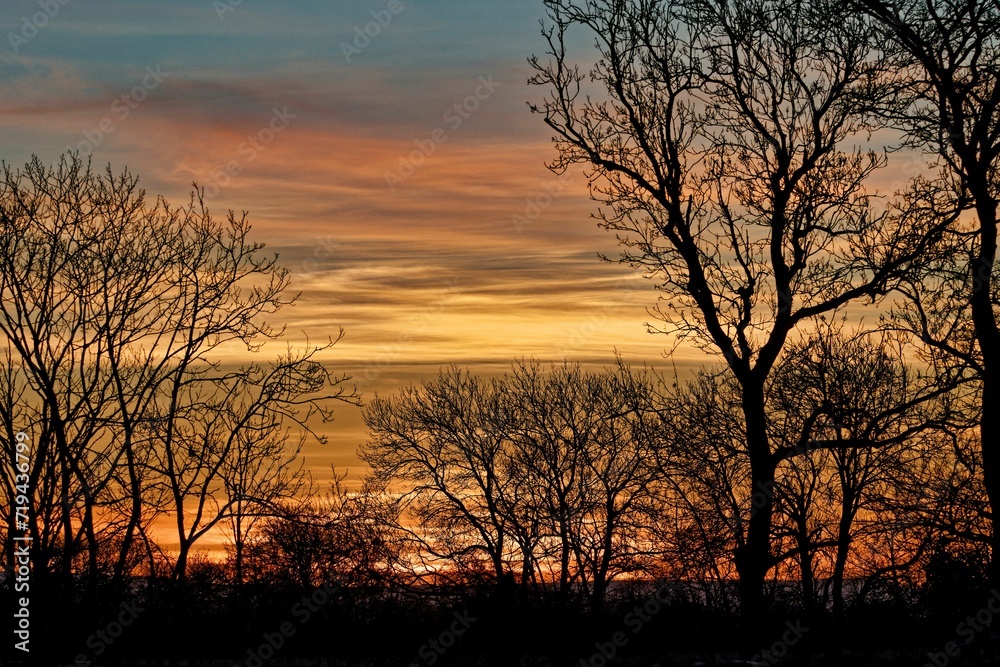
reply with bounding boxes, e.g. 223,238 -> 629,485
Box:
0,154 -> 358,593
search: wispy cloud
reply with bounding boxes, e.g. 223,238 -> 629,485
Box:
0,0 -> 702,481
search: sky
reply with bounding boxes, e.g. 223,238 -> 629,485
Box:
0,0 -> 686,488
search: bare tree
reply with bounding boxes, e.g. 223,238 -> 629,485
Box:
855,0 -> 1000,587
655,323 -> 959,621
154,342 -> 354,584
500,360 -> 661,611
361,361 -> 662,612
362,367 -> 521,587
239,470 -> 403,593
501,361 -> 592,604
0,154 -> 357,592
528,0 -> 942,625
769,325 -> 958,617
0,154 -> 160,588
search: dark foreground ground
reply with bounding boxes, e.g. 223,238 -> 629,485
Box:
5,579 -> 1000,667
5,641 -> 1000,667
4,654 -> 1000,667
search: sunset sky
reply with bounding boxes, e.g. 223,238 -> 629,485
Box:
0,0 -> 685,486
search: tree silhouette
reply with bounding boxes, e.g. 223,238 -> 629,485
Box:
769,325 -> 959,618
657,325 -> 962,621
528,0 -> 946,630
856,0 -> 1000,591
361,361 -> 662,613
0,154 -> 357,594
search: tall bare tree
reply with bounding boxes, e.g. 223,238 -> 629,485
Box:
528,0 -> 943,625
855,0 -> 1000,587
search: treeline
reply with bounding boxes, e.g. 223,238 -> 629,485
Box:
0,161 -> 991,664
226,345 -> 989,664
355,342 -> 985,618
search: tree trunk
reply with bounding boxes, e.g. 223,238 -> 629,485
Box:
969,192 -> 1000,592
558,513 -> 571,606
591,514 -> 616,615
174,540 -> 190,585
519,545 -> 533,589
113,437 -> 142,586
796,519 -> 816,615
737,380 -> 775,647
979,364 -> 1000,591
832,491 -> 854,620
235,537 -> 244,586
